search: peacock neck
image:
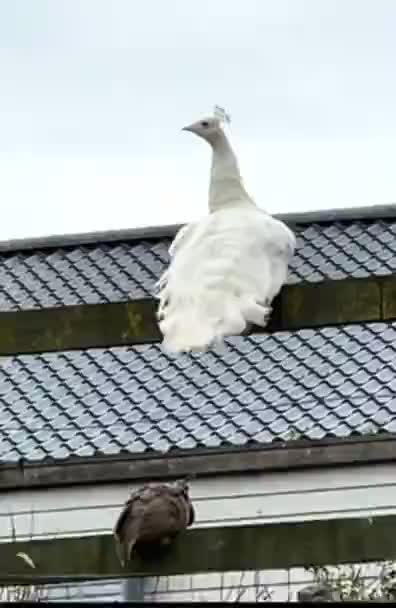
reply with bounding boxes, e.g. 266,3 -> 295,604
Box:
208,131 -> 254,212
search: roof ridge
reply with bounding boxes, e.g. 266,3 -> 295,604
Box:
0,202 -> 395,254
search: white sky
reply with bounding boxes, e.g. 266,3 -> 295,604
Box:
1,0 -> 396,240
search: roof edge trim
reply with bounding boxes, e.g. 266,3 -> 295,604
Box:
1,202 -> 396,254
1,433 -> 395,491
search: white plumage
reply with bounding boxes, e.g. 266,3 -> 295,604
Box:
156,109 -> 296,354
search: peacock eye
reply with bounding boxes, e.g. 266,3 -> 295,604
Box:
200,121 -> 209,128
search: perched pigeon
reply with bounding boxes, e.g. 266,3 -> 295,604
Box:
113,479 -> 195,565
156,107 -> 296,354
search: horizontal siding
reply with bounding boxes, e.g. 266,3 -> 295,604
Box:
45,580 -> 122,603
140,564 -> 384,602
1,463 -> 396,541
145,569 -> 289,602
2,568 -> 383,602
1,463 -> 395,601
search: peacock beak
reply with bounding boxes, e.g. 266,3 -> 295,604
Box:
181,122 -> 196,133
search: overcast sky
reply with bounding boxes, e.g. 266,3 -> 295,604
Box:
1,0 -> 396,240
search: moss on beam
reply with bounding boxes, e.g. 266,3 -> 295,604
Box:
2,515 -> 396,585
0,298 -> 161,355
0,275 -> 394,355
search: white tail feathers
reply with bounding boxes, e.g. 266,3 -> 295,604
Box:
157,286 -> 271,354
155,206 -> 292,354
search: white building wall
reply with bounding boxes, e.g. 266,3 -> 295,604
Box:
1,462 -> 395,601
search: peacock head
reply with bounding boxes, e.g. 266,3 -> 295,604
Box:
182,106 -> 231,143
182,116 -> 224,144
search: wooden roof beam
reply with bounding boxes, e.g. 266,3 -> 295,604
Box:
0,275 -> 394,356
1,514 -> 396,585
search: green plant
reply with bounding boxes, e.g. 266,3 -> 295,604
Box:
305,562 -> 396,601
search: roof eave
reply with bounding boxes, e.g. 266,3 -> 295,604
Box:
2,433 -> 396,492
1,202 -> 396,254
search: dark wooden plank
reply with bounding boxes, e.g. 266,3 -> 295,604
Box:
281,277 -> 381,330
0,275 -> 392,355
0,298 -> 161,355
2,434 -> 396,491
2,515 -> 396,584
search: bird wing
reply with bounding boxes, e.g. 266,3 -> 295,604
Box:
169,222 -> 198,258
155,222 -> 198,298
113,485 -> 157,564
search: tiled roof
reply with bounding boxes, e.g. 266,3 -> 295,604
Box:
0,219 -> 396,311
1,212 -> 396,462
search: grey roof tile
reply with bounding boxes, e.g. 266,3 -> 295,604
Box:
1,219 -> 396,461
0,218 -> 395,311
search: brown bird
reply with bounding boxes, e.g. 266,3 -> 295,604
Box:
113,478 -> 195,566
